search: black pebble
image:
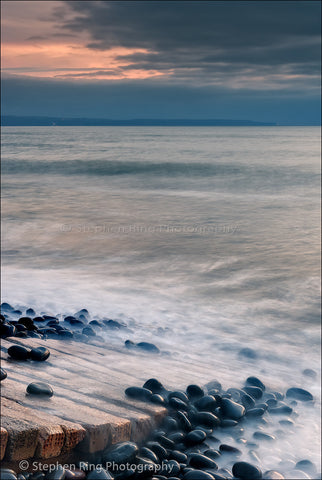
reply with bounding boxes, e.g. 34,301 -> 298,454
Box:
151,394 -> 165,405
30,347 -> 50,361
219,444 -> 242,456
8,345 -> 31,360
143,378 -> 164,394
245,377 -> 265,391
232,461 -> 262,479
136,341 -> 160,353
220,398 -> 245,420
243,386 -> 263,399
184,429 -> 207,446
187,384 -> 204,399
102,441 -> 138,465
0,368 -> 8,381
286,387 -> 313,402
125,386 -> 152,401
0,323 -> 16,338
26,382 -> 53,397
192,411 -> 220,428
189,453 -> 218,470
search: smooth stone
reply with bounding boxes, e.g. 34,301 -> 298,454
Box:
125,386 -> 152,401
168,432 -> 185,443
187,384 -> 204,399
143,378 -> 164,394
74,309 -> 89,318
243,386 -> 263,399
1,302 -> 14,311
286,387 -> 313,402
15,332 -> 28,338
157,435 -> 175,449
86,469 -> 113,480
241,393 -> 256,410
221,419 -> 238,428
8,345 -> 31,360
220,398 -> 245,420
1,367 -> 8,381
279,419 -> 294,426
30,347 -> 50,361
47,319 -> 59,326
232,461 -> 262,479
168,391 -> 189,403
226,388 -> 242,402
26,308 -> 36,316
103,441 -> 138,465
145,441 -> 167,460
253,431 -> 275,441
246,408 -> 265,418
17,317 -> 34,329
15,324 -> 27,332
102,319 -> 126,329
26,382 -> 53,397
239,347 -> 257,359
246,377 -> 265,391
192,411 -> 220,428
151,394 -> 165,405
161,460 -> 180,476
184,429 -> 207,446
0,323 -> 16,338
44,466 -> 66,480
266,398 -> 278,407
205,380 -> 222,392
177,411 -> 192,431
204,450 -> 221,460
183,470 -> 215,479
64,469 -> 85,480
136,341 -> 160,353
163,416 -> 178,432
194,395 -> 217,412
27,331 -> 42,339
263,471 -> 284,479
295,460 -> 316,473
189,453 -> 217,470
219,444 -> 242,456
268,406 -> 292,415
140,447 -> 159,463
0,469 -> 17,480
169,397 -> 189,410
124,340 -> 136,349
169,450 -> 188,463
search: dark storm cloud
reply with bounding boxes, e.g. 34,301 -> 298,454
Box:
59,0 -> 320,82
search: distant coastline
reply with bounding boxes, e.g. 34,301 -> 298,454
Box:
2,115 -> 278,127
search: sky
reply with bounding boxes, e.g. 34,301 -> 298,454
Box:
1,0 -> 321,124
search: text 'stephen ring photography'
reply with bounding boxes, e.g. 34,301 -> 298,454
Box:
0,1 -> 321,480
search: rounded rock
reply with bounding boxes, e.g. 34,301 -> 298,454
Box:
243,386 -> 263,399
8,345 -> 31,361
232,461 -> 262,479
192,411 -> 220,428
143,378 -> 164,394
184,429 -> 207,446
103,441 -> 138,465
220,398 -> 245,420
246,377 -> 265,391
189,453 -> 218,470
26,382 -> 53,397
1,367 -> 8,381
263,471 -> 285,479
30,347 -> 50,362
125,386 -> 152,401
286,387 -> 313,402
186,384 -> 204,399
136,342 -> 160,353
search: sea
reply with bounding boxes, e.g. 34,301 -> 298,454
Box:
1,126 -> 321,473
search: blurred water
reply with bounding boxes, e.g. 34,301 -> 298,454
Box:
1,126 -> 321,472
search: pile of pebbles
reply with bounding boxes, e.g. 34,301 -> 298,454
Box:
0,303 -> 159,353
2,377 -> 318,480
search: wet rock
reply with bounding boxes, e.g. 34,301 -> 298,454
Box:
33,316 -> 46,322
176,411 -> 192,432
245,408 -> 265,418
151,394 -> 165,405
245,377 -> 265,391
136,342 -> 160,353
30,347 -> 50,361
263,471 -> 284,479
1,367 -> 8,381
143,378 -> 164,394
187,384 -> 204,399
87,469 -> 113,480
140,447 -> 159,463
15,331 -> 28,338
163,416 -> 178,432
44,466 -> 66,480
64,469 -> 85,480
286,387 -> 313,402
243,386 -> 263,399
157,435 -> 175,450
0,323 -> 16,338
184,429 -> 207,446
58,330 -> 73,339
1,302 -> 14,312
219,444 -> 242,456
125,386 -> 152,401
103,319 -> 126,329
169,397 -> 189,411
220,398 -> 245,420
253,431 -> 275,441
0,469 -> 17,480
205,380 -> 222,392
302,368 -> 317,378
189,453 -> 218,470
26,308 -> 36,316
26,382 -> 53,397
161,459 -> 181,476
204,450 -> 221,460
266,398 -> 278,407
103,441 -> 138,465
169,450 -> 187,463
168,432 -> 185,444
125,340 -> 136,349
168,391 -> 189,403
8,345 -> 31,360
241,393 -> 256,410
145,441 -> 168,460
15,324 -> 27,332
279,418 -> 294,426
191,411 -> 220,428
194,395 -> 217,412
268,405 -> 292,415
17,317 -> 34,329
183,470 -> 215,479
220,419 -> 238,428
295,460 -> 316,474
232,462 -> 262,479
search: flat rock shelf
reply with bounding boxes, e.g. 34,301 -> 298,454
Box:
0,336 -> 213,472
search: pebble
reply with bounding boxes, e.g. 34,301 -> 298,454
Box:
8,345 -> 31,360
26,382 -> 54,397
245,408 -> 265,418
192,411 -> 220,428
169,397 -> 189,410
82,326 -> 96,336
286,387 -> 313,402
143,378 -> 164,394
103,441 -> 138,465
253,431 -> 275,441
246,377 -> 265,391
146,441 -> 168,460
232,461 -> 262,479
184,429 -> 207,446
187,384 -> 204,399
302,368 -> 317,378
140,446 -> 159,463
177,411 -> 192,431
0,323 -> 16,338
0,469 -> 17,480
125,386 -> 152,401
17,317 -> 35,329
1,367 -> 8,381
169,450 -> 188,463
30,347 -> 50,361
263,471 -> 284,479
243,386 -> 263,399
219,445 -> 242,456
239,347 -> 257,359
194,395 -> 217,412
295,459 -> 316,474
241,393 -> 256,410
268,405 -> 292,415
189,453 -> 218,470
168,391 -> 189,403
136,341 -> 160,353
220,398 -> 245,420
151,394 -> 166,405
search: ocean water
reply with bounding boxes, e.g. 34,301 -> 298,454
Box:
1,126 -> 321,473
